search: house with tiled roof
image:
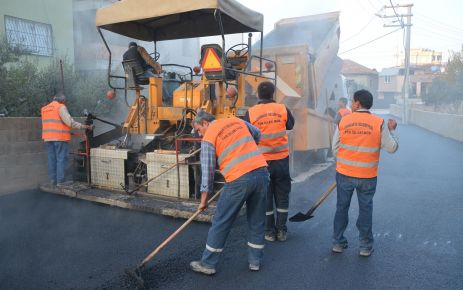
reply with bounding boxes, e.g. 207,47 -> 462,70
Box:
341,59 -> 379,104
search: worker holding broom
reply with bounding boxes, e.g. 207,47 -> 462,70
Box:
245,81 -> 294,242
332,89 -> 398,257
190,110 -> 269,275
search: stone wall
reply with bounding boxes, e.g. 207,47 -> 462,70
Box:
390,104 -> 463,142
0,118 -> 84,195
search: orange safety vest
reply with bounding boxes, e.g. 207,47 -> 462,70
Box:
338,107 -> 351,117
248,102 -> 289,161
41,101 -> 71,141
336,112 -> 383,178
202,117 -> 267,182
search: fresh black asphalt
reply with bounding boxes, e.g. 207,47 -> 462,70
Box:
1,120 -> 462,289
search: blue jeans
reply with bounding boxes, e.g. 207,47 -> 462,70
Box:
333,172 -> 377,250
46,141 -> 69,184
201,167 -> 269,268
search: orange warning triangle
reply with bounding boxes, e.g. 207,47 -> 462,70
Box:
201,48 -> 223,72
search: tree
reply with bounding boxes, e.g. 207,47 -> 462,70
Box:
0,35 -> 114,117
423,48 -> 463,113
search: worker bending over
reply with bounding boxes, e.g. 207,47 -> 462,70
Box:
332,89 -> 398,257
190,111 -> 269,275
41,93 -> 92,187
245,81 -> 294,242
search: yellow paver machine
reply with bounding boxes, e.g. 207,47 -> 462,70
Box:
90,0 -> 276,198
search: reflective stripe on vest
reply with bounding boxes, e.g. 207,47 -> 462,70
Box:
202,118 -> 267,182
41,101 -> 71,141
217,135 -> 254,164
336,112 -> 383,178
259,143 -> 289,153
339,143 -> 380,153
261,131 -> 286,139
248,102 -> 289,161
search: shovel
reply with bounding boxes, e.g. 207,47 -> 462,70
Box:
125,188 -> 223,289
289,182 -> 336,222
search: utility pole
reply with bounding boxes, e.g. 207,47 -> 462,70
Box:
377,3 -> 413,124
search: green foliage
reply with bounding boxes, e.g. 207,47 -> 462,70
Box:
423,49 -> 463,112
0,37 -> 112,117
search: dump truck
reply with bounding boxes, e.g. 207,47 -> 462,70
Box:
77,0 -> 276,199
254,12 -> 346,173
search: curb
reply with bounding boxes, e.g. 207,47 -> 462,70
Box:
39,182 -> 216,223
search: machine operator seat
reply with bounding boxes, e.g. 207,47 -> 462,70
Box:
122,59 -> 150,88
200,44 -> 236,81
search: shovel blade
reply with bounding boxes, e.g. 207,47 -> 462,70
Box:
289,212 -> 314,222
125,268 -> 145,290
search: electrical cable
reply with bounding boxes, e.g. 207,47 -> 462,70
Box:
389,0 -> 404,28
414,26 -> 463,43
367,0 -> 379,11
341,15 -> 377,44
415,16 -> 463,37
415,13 -> 463,34
339,28 -> 401,54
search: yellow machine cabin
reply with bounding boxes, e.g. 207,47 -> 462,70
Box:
88,0 -> 275,198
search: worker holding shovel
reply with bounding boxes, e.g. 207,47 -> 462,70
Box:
190,110 -> 269,275
332,89 -> 398,257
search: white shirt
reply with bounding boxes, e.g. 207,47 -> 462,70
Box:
332,109 -> 399,158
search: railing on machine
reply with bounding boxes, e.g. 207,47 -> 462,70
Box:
175,138 -> 202,199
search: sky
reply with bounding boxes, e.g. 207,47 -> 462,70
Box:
234,0 -> 463,71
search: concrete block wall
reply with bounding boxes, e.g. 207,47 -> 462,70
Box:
409,109 -> 463,142
0,117 -> 85,195
390,105 -> 463,142
0,118 -> 48,195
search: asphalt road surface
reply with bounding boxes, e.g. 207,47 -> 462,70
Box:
1,120 -> 462,289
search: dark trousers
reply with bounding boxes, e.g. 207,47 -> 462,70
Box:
266,156 -> 292,233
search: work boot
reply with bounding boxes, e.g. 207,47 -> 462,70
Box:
249,264 -> 260,271
277,230 -> 287,242
359,248 -> 374,257
265,232 -> 276,242
190,261 -> 216,275
332,244 -> 348,253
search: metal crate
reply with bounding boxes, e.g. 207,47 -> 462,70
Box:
90,148 -> 130,189
146,151 -> 190,199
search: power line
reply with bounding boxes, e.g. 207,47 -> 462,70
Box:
415,14 -> 463,34
339,28 -> 401,54
416,13 -> 463,33
414,26 -> 463,43
374,0 -> 385,7
341,15 -> 377,43
413,21 -> 463,41
389,0 -> 404,28
367,0 -> 379,11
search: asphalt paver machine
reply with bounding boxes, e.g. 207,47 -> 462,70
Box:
91,0 -> 276,199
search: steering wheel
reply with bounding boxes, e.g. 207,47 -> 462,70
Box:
225,43 -> 249,61
149,51 -> 161,62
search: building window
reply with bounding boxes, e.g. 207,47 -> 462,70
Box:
384,76 -> 391,84
4,15 -> 53,56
